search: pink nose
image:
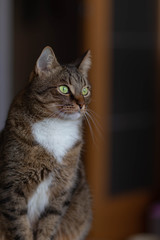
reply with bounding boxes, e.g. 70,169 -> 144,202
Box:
75,95 -> 85,109
78,101 -> 84,109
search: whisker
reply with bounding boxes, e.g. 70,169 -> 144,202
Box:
86,108 -> 100,120
84,113 -> 96,145
86,111 -> 103,133
86,109 -> 103,132
85,111 -> 103,138
87,108 -> 101,121
47,109 -> 62,119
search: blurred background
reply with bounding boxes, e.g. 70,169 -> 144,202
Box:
1,0 -> 160,239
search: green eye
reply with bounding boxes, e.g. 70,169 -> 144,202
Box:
59,85 -> 69,94
82,87 -> 88,96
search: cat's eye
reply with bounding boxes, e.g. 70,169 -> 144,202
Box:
59,85 -> 69,94
82,87 -> 89,96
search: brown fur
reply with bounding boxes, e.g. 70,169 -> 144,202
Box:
0,47 -> 92,240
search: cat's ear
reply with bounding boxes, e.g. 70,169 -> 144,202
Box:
35,46 -> 60,74
75,50 -> 91,77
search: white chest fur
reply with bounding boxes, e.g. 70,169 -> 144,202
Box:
32,118 -> 81,163
27,174 -> 52,225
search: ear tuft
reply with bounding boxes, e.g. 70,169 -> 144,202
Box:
77,50 -> 91,77
36,46 -> 59,74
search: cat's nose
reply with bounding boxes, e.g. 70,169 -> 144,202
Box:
75,95 -> 84,109
78,101 -> 84,109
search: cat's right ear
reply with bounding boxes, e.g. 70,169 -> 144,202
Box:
74,50 -> 91,77
35,46 -> 60,75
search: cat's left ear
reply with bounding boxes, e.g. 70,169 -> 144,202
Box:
35,46 -> 60,75
75,50 -> 91,77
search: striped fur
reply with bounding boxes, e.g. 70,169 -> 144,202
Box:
0,46 -> 92,240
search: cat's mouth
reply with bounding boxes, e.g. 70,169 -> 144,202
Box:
56,105 -> 85,120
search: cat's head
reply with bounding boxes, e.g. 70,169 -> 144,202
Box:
27,46 -> 91,121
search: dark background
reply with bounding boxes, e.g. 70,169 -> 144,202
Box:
110,0 -> 156,194
14,0 -> 82,94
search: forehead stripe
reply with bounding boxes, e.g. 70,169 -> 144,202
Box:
65,66 -> 87,86
68,85 -> 75,95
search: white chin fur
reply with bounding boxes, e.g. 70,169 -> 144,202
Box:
59,112 -> 82,120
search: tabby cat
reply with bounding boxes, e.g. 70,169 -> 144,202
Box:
0,46 -> 92,240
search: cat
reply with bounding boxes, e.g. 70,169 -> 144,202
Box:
0,46 -> 92,240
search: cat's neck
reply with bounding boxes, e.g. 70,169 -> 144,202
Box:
32,117 -> 82,163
